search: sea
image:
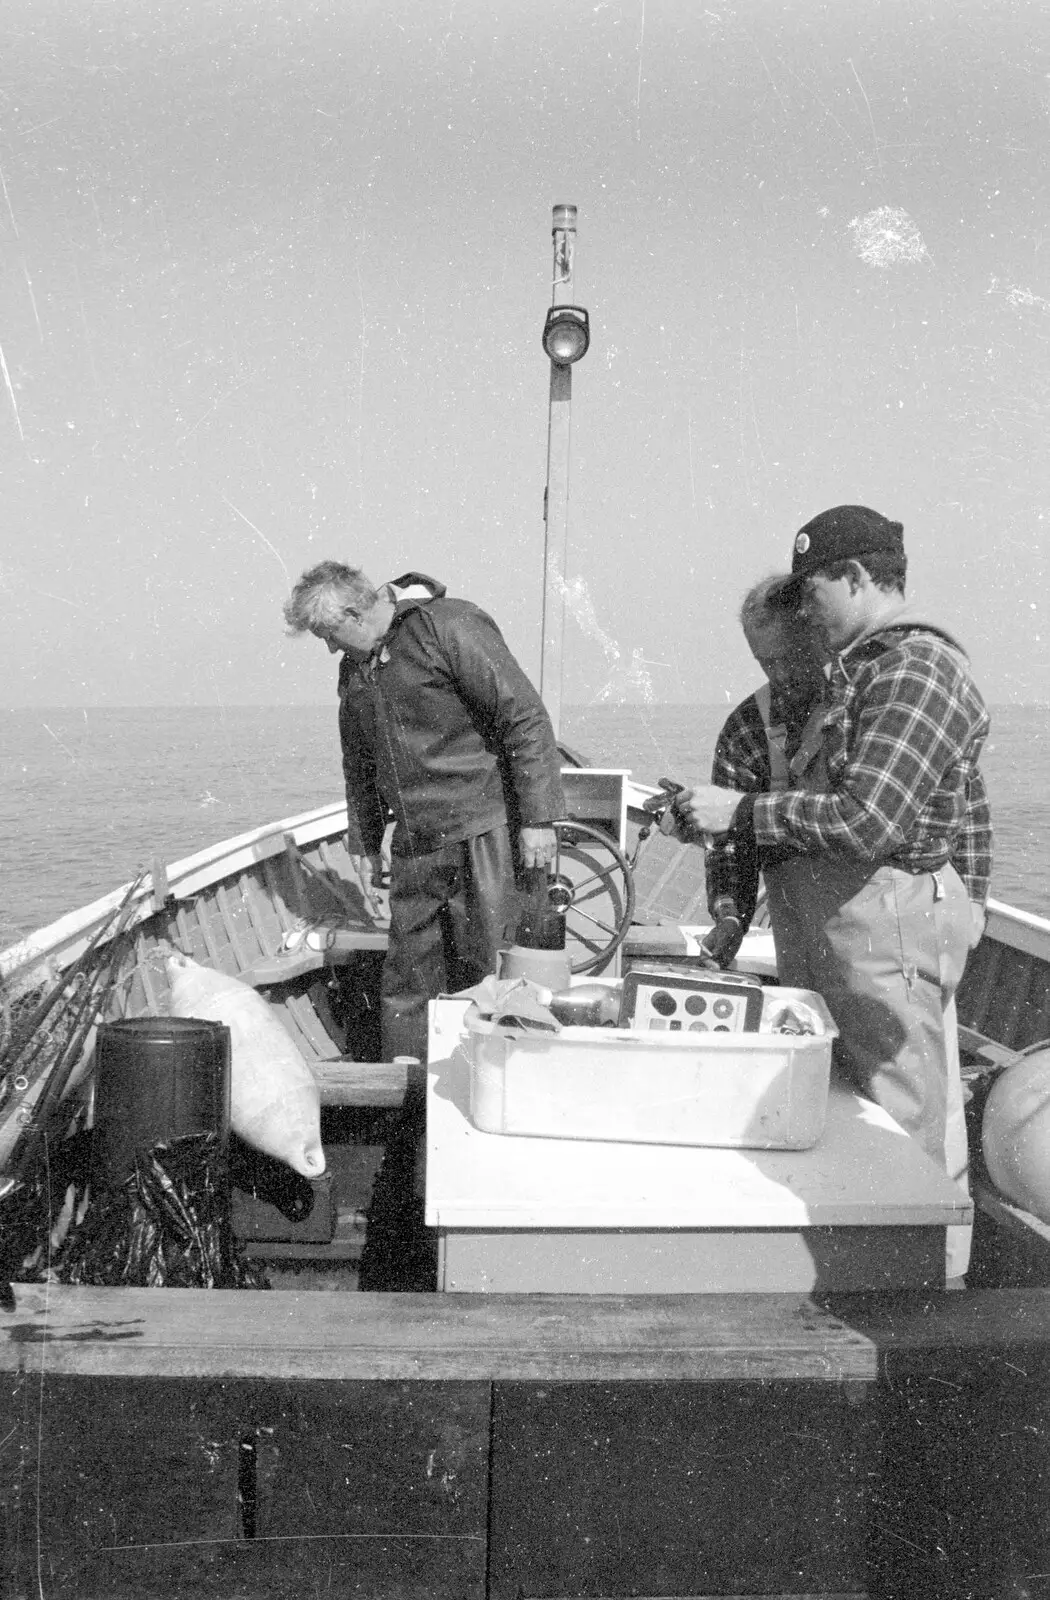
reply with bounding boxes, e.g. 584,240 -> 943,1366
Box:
1,703 -> 1048,949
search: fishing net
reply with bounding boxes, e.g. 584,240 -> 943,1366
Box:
0,1127 -> 92,1286
0,1131 -> 269,1290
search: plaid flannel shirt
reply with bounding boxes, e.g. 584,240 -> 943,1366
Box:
747,625 -> 993,904
706,691 -> 811,929
712,693 -> 775,795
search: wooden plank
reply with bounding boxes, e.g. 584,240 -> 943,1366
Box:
215,881 -> 255,973
991,948 -> 1041,1050
622,921 -> 692,958
282,834 -> 312,918
280,992 -> 342,1061
174,902 -> 207,965
312,1058 -> 423,1107
0,1374 -> 488,1599
134,931 -> 163,1014
863,1310 -> 1050,1598
972,1177 -> 1050,1247
824,1285 -> 1050,1365
0,1287 -> 879,1383
157,822 -> 323,904
8,1286 -> 1047,1386
1,1376 -> 239,1598
316,838 -> 378,921
242,948 -> 327,986
984,896 -> 1050,960
967,1178 -> 1050,1289
188,892 -> 227,972
956,938 -> 1005,1040
238,870 -> 281,958
957,936 -> 1050,1056
241,926 -> 388,987
249,1379 -> 488,1597
957,1022 -> 1019,1070
103,940 -> 141,1019
260,857 -> 299,935
488,1380 -> 874,1598
149,855 -> 170,913
243,1206 -> 367,1261
0,812 -> 350,990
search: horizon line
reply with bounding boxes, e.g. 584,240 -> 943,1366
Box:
3,700 -> 1048,713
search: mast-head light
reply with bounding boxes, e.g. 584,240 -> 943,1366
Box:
542,305 -> 590,366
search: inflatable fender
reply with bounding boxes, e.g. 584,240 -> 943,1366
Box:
981,1046 -> 1050,1225
165,953 -> 325,1179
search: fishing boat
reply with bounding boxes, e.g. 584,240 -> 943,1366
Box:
3,212 -> 1050,1599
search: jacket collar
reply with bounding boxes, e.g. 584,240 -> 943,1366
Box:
838,599 -> 970,666
343,573 -> 446,684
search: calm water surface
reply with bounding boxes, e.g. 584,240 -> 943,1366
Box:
1,703 -> 1046,946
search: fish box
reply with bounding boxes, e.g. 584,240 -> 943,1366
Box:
464,986 -> 838,1150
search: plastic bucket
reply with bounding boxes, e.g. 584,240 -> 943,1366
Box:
498,945 -> 572,990
91,1017 -> 231,1188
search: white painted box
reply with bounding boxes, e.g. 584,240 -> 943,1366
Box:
465,986 -> 838,1150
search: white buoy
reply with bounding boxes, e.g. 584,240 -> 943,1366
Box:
982,1047 -> 1050,1223
165,953 -> 325,1178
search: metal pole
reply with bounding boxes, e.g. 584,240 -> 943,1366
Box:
540,203 -> 577,740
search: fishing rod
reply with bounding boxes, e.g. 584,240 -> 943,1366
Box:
0,870 -> 150,1190
0,869 -> 150,1078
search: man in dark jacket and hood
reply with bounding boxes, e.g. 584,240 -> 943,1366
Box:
678,507 -> 992,1280
284,561 -> 565,1064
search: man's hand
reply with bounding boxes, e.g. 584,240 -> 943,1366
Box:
348,849 -> 386,917
519,826 -> 557,870
699,914 -> 745,970
658,803 -> 700,843
677,785 -> 744,836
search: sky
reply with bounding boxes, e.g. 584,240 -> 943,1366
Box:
0,0 -> 1047,709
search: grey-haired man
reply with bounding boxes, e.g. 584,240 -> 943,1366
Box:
285,562 -> 565,1064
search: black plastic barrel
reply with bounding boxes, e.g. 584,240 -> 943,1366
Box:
91,1017 -> 231,1188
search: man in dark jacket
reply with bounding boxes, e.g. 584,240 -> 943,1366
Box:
284,562 -> 565,1062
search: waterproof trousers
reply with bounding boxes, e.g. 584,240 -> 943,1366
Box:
380,824 -> 520,1062
766,856 -> 973,1276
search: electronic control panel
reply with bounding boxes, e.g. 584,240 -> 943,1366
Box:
618,967 -> 764,1034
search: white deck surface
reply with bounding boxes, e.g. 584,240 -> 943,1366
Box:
425,998 -> 973,1232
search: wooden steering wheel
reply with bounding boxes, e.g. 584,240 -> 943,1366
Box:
546,819 -> 636,975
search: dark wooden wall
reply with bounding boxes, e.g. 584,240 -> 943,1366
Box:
2,1287 -> 1049,1599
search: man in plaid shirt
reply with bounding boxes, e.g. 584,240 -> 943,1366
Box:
697,575 -> 829,967
681,506 -> 991,1279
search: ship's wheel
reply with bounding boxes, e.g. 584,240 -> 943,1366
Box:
547,819 -> 636,975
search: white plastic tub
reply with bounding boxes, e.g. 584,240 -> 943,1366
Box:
465,986 -> 838,1150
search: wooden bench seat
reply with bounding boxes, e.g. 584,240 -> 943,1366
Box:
242,923 -> 388,986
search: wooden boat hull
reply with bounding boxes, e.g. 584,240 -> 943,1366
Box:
2,1282 -> 1049,1598
4,799 -> 1050,1596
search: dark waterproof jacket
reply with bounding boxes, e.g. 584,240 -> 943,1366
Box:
338,574 -> 565,858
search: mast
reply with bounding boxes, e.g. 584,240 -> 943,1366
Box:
540,204 -> 589,740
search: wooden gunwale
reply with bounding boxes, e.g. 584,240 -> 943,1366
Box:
3,1283 -> 1050,1382
0,1284 -> 881,1382
4,808 -> 1050,1599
